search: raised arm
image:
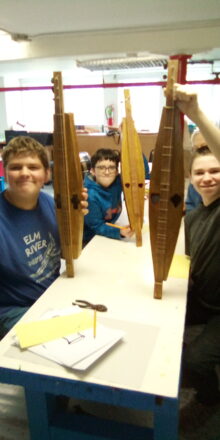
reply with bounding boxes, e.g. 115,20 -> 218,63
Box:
173,83 -> 220,162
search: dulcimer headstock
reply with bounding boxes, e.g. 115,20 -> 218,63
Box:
165,59 -> 179,106
52,72 -> 64,115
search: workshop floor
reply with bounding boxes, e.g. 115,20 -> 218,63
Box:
0,384 -> 29,440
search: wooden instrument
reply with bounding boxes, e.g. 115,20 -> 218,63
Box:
52,71 -> 84,277
121,89 -> 145,246
149,59 -> 184,299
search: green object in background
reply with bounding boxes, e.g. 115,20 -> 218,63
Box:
188,123 -> 197,133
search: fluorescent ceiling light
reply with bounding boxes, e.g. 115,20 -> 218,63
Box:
76,55 -> 168,71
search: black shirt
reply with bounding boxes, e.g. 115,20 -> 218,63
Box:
185,197 -> 220,310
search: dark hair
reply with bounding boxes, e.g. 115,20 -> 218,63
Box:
91,148 -> 120,169
189,145 -> 211,173
2,136 -> 49,169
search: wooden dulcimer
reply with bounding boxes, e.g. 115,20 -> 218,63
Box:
121,89 -> 145,246
149,59 -> 184,299
52,71 -> 84,277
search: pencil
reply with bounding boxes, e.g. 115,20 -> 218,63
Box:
106,222 -> 128,230
93,310 -> 97,338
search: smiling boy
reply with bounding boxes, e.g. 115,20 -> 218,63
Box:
163,84 -> 220,426
182,145 -> 220,409
0,136 -> 88,337
185,130 -> 207,214
191,147 -> 220,205
83,148 -> 134,245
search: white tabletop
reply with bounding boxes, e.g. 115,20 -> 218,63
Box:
0,219 -> 188,400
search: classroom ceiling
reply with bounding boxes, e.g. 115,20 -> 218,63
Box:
0,0 -> 220,71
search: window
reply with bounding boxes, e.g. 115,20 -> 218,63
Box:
118,84 -> 163,132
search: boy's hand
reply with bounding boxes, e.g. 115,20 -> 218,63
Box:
164,83 -> 204,126
80,188 -> 89,216
172,83 -> 200,121
164,83 -> 201,123
120,226 -> 134,238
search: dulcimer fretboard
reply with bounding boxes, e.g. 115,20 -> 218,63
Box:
149,59 -> 184,299
52,71 -> 84,277
121,89 -> 145,246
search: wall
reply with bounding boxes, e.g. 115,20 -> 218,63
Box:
77,132 -> 157,159
77,132 -> 191,177
0,78 -> 7,141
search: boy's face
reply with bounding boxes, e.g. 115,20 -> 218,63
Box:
91,159 -> 118,187
5,153 -> 50,199
191,154 -> 220,205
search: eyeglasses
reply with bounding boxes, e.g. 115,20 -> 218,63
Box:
95,165 -> 117,174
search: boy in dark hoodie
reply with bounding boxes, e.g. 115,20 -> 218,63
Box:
83,148 -> 134,245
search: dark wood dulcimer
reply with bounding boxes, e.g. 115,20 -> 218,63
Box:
52,71 -> 84,277
149,59 -> 184,299
121,89 -> 145,246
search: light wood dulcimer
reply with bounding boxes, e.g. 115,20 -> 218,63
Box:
121,89 -> 145,246
52,71 -> 84,277
149,59 -> 184,299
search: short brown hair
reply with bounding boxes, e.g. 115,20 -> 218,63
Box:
91,148 -> 120,168
189,145 -> 211,173
2,136 -> 49,169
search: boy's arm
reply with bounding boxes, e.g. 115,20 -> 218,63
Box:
173,83 -> 220,162
84,199 -> 122,240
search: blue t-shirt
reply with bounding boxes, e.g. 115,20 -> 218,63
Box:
0,191 -> 60,315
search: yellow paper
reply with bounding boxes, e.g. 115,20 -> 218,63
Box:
15,311 -> 93,349
142,223 -> 149,233
168,254 -> 190,279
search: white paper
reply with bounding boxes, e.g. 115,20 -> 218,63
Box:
14,307 -> 125,371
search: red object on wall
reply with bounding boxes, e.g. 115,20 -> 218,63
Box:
0,159 -> 4,177
107,117 -> 113,126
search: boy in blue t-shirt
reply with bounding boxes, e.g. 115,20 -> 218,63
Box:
0,136 -> 88,338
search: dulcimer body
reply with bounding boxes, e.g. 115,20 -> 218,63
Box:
121,89 -> 145,247
53,72 -> 84,276
149,60 -> 184,299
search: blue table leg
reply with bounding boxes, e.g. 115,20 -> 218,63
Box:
24,387 -> 178,440
154,396 -> 179,440
25,389 -> 56,440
